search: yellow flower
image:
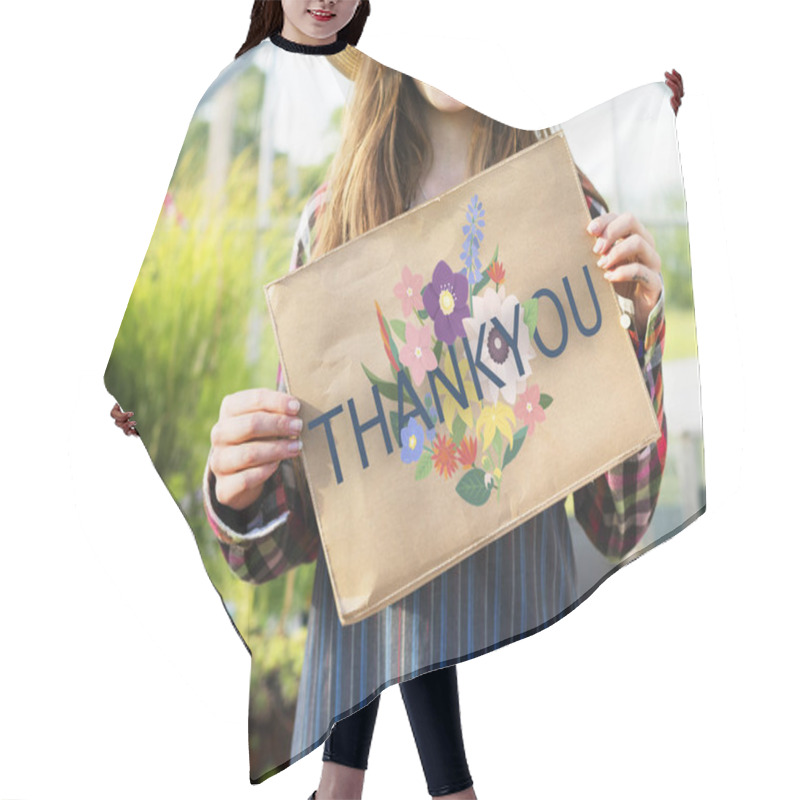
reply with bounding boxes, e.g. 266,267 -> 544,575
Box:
475,401 -> 516,452
441,357 -> 478,433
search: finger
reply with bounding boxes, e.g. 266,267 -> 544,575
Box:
219,387 -> 301,420
597,212 -> 655,253
586,212 -> 618,249
665,69 -> 683,91
596,233 -> 661,274
602,262 -> 662,295
209,437 -> 302,477
211,409 -> 303,447
213,463 -> 282,508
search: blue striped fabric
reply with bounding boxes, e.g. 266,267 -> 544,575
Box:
289,508 -> 577,760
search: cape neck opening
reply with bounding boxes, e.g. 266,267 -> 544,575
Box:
269,31 -> 348,55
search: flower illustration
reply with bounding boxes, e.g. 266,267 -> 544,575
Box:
475,401 -> 516,453
422,260 -> 470,346
375,300 -> 402,373
432,433 -> 459,479
400,417 -> 425,463
460,194 -> 485,285
487,259 -> 505,286
399,321 -> 437,386
441,356 -> 478,433
456,436 -> 478,469
462,286 -> 536,406
514,384 -> 547,434
393,265 -> 425,318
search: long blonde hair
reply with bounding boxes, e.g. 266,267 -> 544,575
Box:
313,57 -> 602,257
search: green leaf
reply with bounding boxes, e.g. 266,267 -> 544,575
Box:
472,270 -> 491,294
418,308 -> 430,321
540,393 -> 553,410
390,319 -> 407,343
451,415 -> 467,448
382,312 -> 402,369
361,364 -> 398,402
415,451 -> 433,480
482,455 -> 494,472
433,339 -> 444,364
502,426 -> 528,468
522,297 -> 539,338
492,244 -> 499,263
455,469 -> 492,506
492,429 -> 503,461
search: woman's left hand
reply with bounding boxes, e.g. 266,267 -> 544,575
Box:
586,212 -> 663,339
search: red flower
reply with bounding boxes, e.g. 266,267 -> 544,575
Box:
432,433 -> 459,479
487,259 -> 505,286
456,435 -> 477,469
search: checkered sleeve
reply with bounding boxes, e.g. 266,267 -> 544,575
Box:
201,186 -> 329,584
572,284 -> 667,560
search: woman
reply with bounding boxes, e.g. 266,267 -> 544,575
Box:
115,2 -> 667,797
208,13 -> 667,800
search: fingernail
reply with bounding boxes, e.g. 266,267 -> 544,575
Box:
289,439 -> 303,452
592,238 -> 605,254
290,418 -> 303,433
603,271 -> 614,280
597,255 -> 607,268
288,399 -> 300,413
587,220 -> 599,234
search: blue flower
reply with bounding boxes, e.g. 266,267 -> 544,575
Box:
460,194 -> 485,285
400,417 -> 425,463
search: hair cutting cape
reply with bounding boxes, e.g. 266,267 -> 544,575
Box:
104,33 -> 704,784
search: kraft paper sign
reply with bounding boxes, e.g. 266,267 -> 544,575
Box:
265,132 -> 660,626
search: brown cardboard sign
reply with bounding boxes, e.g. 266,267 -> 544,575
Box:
266,132 -> 660,625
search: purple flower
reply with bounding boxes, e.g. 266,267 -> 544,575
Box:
422,260 -> 470,345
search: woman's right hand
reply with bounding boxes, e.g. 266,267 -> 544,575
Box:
111,403 -> 138,436
208,388 -> 304,511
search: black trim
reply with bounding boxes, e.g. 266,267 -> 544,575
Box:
269,31 -> 347,55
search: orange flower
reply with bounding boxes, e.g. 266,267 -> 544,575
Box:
432,433 -> 459,479
487,259 -> 505,285
456,436 -> 478,469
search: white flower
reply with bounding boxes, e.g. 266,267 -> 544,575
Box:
462,286 -> 536,406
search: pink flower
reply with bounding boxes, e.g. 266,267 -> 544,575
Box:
393,265 -> 425,317
400,322 -> 437,386
514,384 -> 546,433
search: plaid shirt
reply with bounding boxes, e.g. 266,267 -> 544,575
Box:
203,180 -> 667,577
